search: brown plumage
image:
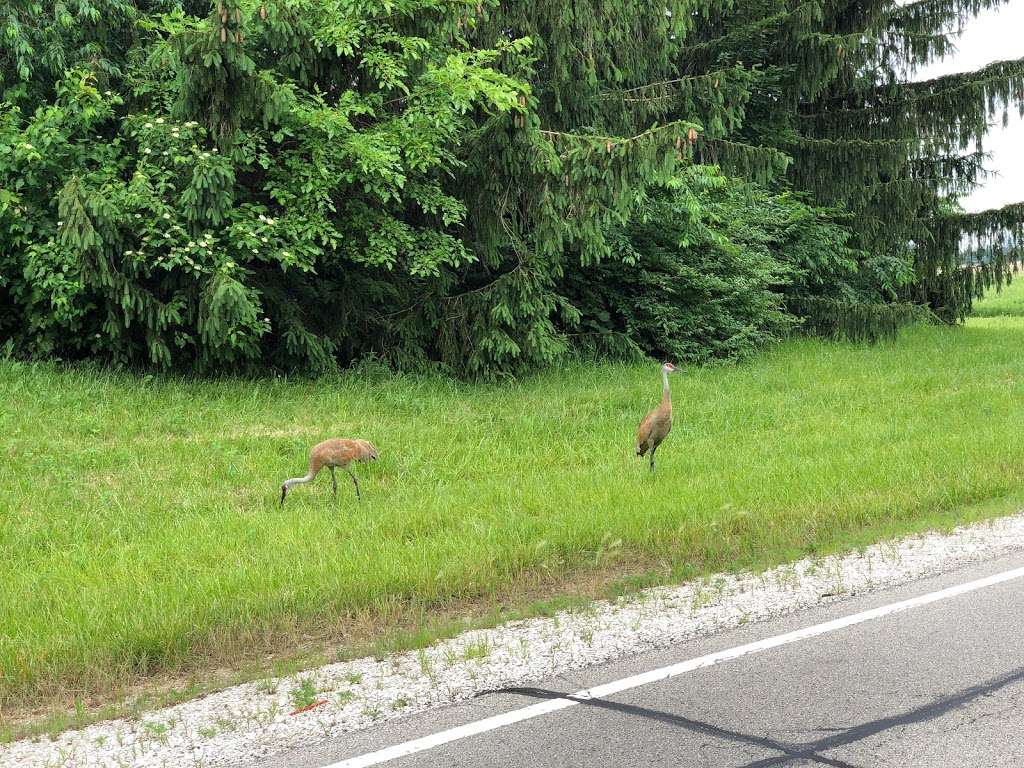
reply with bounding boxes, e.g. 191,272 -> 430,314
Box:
280,438 -> 379,506
635,362 -> 680,472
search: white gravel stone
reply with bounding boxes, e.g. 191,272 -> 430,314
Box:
6,513 -> 1024,768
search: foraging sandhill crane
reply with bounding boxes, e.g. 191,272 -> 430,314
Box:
280,438 -> 379,506
635,362 -> 681,472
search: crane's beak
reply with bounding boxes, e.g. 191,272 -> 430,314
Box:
280,486 -> 287,507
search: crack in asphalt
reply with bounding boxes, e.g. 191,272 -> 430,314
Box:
493,666 -> 1024,768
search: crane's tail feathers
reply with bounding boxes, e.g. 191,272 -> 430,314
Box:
636,443 -> 647,457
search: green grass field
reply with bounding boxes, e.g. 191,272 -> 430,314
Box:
4,283 -> 1024,723
970,275 -> 1024,317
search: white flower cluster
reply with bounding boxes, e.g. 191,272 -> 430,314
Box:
185,237 -> 213,251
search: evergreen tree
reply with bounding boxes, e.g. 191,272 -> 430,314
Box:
666,0 -> 1024,326
437,1 -> 792,375
455,0 -> 1024,363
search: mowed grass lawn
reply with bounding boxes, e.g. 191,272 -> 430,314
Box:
3,283 -> 1024,715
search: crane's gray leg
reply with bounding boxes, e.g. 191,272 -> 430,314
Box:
330,467 -> 338,498
346,469 -> 361,500
649,445 -> 657,473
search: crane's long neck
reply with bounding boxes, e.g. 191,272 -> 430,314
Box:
283,472 -> 316,490
661,368 -> 672,408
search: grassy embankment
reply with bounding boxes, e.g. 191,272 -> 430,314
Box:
3,280 -> 1024,733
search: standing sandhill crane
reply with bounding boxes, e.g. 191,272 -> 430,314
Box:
280,438 -> 379,506
635,362 -> 681,472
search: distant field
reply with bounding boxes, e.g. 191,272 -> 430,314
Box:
4,283 -> 1024,722
971,274 -> 1024,317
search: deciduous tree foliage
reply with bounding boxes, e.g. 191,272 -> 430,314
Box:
0,1 -> 1020,375
1,1 -> 530,371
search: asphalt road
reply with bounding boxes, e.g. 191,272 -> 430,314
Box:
254,551 -> 1024,768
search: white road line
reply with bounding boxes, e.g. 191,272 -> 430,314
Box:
328,564 -> 1024,768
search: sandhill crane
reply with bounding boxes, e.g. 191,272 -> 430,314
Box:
280,438 -> 379,506
635,362 -> 681,472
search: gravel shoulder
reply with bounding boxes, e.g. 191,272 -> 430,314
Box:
6,512 -> 1024,768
